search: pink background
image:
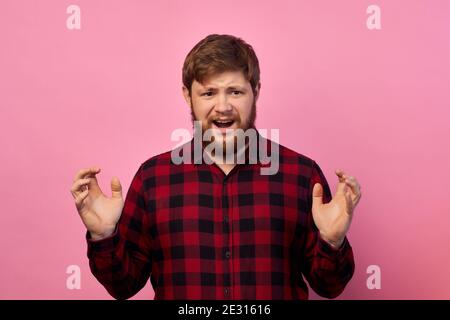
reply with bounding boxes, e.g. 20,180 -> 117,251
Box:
1,0 -> 449,299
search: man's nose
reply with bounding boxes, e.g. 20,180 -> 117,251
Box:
215,94 -> 233,113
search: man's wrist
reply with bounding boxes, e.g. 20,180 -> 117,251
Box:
320,234 -> 345,250
89,229 -> 115,241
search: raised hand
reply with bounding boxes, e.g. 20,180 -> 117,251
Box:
312,169 -> 362,249
70,167 -> 124,240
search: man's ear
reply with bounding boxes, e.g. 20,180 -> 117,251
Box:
182,86 -> 192,107
254,82 -> 261,102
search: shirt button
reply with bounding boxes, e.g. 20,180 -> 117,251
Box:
225,250 -> 231,259
224,288 -> 230,296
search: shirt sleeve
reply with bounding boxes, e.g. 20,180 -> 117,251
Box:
86,164 -> 152,300
299,161 -> 355,299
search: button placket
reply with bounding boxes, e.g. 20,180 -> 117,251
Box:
222,177 -> 232,298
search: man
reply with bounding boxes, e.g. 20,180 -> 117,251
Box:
70,34 -> 361,300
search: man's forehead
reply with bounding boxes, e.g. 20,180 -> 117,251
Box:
195,71 -> 249,88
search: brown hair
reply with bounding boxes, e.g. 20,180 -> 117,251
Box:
182,34 -> 260,97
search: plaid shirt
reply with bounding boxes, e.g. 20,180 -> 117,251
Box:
87,133 -> 355,300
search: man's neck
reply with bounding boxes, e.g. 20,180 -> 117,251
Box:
203,148 -> 237,175
215,162 -> 236,176
204,140 -> 250,176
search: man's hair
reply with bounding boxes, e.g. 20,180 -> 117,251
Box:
182,34 -> 260,97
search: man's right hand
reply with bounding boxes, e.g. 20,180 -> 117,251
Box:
70,167 -> 124,240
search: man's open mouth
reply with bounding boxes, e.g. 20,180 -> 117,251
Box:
212,120 -> 235,128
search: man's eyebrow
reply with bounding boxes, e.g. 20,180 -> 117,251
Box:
200,85 -> 246,90
196,84 -> 247,93
227,85 -> 246,90
200,86 -> 217,91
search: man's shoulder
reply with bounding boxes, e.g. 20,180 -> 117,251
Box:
271,140 -> 317,168
138,148 -> 178,172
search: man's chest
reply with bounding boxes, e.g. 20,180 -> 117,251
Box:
147,166 -> 312,256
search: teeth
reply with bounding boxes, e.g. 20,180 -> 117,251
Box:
213,120 -> 234,128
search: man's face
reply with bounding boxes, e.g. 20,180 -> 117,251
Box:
183,70 -> 260,149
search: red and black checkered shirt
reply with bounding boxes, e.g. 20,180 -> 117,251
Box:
87,133 -> 355,300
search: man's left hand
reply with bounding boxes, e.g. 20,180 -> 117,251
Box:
312,169 -> 362,249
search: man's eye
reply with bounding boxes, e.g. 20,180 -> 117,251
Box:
231,91 -> 243,96
202,92 -> 213,97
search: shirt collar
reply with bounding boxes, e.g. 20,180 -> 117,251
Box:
183,127 -> 274,169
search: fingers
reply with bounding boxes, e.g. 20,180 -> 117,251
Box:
336,169 -> 362,206
71,167 -> 101,198
74,189 -> 89,211
344,190 -> 354,214
344,176 -> 361,196
73,167 -> 101,183
335,169 -> 346,182
335,169 -> 347,194
70,178 -> 91,199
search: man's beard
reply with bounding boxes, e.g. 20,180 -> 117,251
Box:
190,99 -> 257,158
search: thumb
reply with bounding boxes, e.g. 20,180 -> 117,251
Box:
312,183 -> 323,208
110,177 -> 123,199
